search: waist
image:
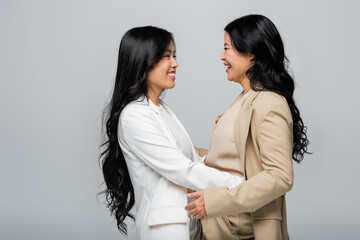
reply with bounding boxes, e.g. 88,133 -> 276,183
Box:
205,158 -> 244,177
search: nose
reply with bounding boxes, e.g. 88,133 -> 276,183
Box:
220,51 -> 225,61
171,58 -> 178,68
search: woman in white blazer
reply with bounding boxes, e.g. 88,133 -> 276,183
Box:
100,26 -> 243,240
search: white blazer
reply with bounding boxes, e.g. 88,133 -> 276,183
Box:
118,97 -> 243,239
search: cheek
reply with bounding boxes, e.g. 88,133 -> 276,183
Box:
158,68 -> 168,78
228,54 -> 237,65
224,53 -> 230,61
160,65 -> 169,76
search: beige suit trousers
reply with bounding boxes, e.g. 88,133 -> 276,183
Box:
201,213 -> 254,240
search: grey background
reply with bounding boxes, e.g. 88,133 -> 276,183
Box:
1,0 -> 359,239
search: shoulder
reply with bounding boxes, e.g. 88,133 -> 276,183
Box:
251,91 -> 292,121
253,91 -> 287,108
123,98 -> 149,111
120,98 -> 154,125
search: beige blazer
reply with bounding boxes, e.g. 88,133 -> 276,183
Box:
203,90 -> 294,240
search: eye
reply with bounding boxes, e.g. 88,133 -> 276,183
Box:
173,55 -> 177,59
224,47 -> 228,50
164,55 -> 171,58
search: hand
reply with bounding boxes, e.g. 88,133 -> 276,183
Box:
194,146 -> 200,153
185,191 -> 208,220
187,188 -> 195,194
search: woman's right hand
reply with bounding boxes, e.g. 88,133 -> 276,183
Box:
187,188 -> 195,194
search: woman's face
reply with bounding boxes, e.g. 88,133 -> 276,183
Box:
147,42 -> 178,96
220,32 -> 254,84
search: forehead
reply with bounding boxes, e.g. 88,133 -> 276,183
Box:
224,32 -> 231,44
166,41 -> 175,51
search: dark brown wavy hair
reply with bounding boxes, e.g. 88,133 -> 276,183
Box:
225,14 -> 310,163
100,26 -> 174,234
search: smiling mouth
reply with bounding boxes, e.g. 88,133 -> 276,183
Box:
168,72 -> 176,80
225,65 -> 231,72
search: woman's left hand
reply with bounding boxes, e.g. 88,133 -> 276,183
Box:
194,146 -> 200,153
185,191 -> 208,220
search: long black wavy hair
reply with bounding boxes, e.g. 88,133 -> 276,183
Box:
225,14 -> 309,163
100,26 -> 174,234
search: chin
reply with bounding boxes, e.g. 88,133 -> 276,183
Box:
165,83 -> 175,89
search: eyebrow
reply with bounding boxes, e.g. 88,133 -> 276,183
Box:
224,43 -> 231,46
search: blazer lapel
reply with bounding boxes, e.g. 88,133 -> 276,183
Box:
234,90 -> 261,179
143,98 -> 179,148
161,102 -> 199,162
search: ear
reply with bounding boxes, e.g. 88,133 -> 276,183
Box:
248,54 -> 256,69
249,53 -> 255,61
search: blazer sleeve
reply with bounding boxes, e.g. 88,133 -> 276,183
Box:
204,102 -> 294,217
119,106 -> 243,191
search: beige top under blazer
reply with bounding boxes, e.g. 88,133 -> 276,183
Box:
202,90 -> 294,240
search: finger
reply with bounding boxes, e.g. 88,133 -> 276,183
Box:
187,191 -> 202,199
193,213 -> 204,220
194,146 -> 199,153
185,202 -> 196,211
187,188 -> 195,194
188,208 -> 199,216
189,191 -> 204,199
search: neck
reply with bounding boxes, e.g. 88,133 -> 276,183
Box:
238,77 -> 251,93
147,88 -> 161,106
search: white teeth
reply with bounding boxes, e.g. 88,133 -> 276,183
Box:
168,73 -> 175,77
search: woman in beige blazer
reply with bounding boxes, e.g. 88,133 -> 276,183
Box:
186,15 -> 309,240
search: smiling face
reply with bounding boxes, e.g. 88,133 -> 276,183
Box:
220,32 -> 254,86
147,42 -> 178,99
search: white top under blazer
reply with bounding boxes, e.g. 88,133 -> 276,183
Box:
118,96 -> 243,239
